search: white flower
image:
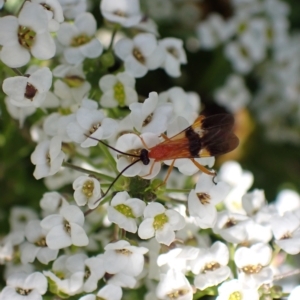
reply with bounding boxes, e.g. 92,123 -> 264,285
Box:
270,211 -> 300,255
100,0 -> 142,27
32,0 -> 64,32
0,232 -> 24,264
216,279 -> 259,300
129,92 -> 173,134
79,284 -> 122,300
235,243 -> 273,289
289,286 -> 300,300
190,241 -> 231,290
73,176 -> 101,209
103,240 -> 148,277
66,105 -> 118,147
30,135 -> 65,180
43,112 -> 76,142
159,38 -> 187,77
138,202 -> 185,245
242,189 -> 266,216
21,219 -> 59,265
214,74 -> 251,113
53,63 -> 91,106
213,211 -> 250,243
3,67 -> 52,108
4,97 -> 36,127
225,35 -> 265,74
57,12 -> 103,64
156,269 -> 193,300
114,33 -> 165,78
115,133 -> 161,179
218,161 -> 254,213
9,207 -> 38,232
0,272 -> 47,300
188,173 -> 230,229
59,0 -> 86,19
65,253 -> 105,293
0,2 -> 55,67
197,14 -> 233,49
40,191 -> 68,216
40,204 -> 89,249
157,246 -> 199,273
43,254 -> 84,296
275,189 -> 300,215
107,191 -> 146,233
99,72 -> 138,108
158,87 -> 200,122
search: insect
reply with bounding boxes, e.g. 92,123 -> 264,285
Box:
91,114 -> 239,204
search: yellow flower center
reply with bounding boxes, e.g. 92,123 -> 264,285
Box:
63,75 -> 85,88
82,180 -> 95,198
18,26 -> 36,49
16,288 -> 32,295
71,34 -> 92,47
229,291 -> 242,300
196,192 -> 211,204
113,81 -> 126,106
167,288 -> 189,299
242,264 -> 263,274
133,48 -> 145,64
153,213 -> 168,230
203,261 -> 220,272
114,204 -> 135,218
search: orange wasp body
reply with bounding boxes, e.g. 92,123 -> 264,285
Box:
141,114 -> 238,168
92,114 -> 239,203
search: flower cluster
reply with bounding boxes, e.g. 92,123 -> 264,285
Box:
0,0 -> 300,300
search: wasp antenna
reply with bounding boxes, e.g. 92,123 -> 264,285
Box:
84,134 -> 140,158
212,172 -> 217,185
94,158 -> 142,205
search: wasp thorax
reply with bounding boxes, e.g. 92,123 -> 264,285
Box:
142,113 -> 154,127
132,48 -> 145,64
196,192 -> 211,204
203,261 -> 221,272
242,264 -> 263,274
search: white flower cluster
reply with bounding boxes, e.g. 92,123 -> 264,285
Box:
0,0 -> 300,300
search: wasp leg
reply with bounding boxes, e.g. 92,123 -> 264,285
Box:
160,133 -> 172,141
190,158 -> 216,177
140,159 -> 157,178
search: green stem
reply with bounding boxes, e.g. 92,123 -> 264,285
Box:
11,68 -> 23,76
98,142 -> 118,174
63,161 -> 115,181
165,188 -> 191,194
108,25 -> 120,51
